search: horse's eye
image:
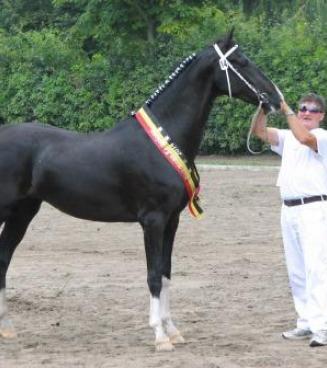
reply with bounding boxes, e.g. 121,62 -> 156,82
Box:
234,56 -> 249,67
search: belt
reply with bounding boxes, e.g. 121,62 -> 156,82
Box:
283,195 -> 327,207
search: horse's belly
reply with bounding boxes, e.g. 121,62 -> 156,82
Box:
33,178 -> 137,222
45,194 -> 137,222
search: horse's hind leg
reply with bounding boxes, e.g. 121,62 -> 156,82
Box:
0,198 -> 41,338
141,211 -> 175,351
160,213 -> 185,345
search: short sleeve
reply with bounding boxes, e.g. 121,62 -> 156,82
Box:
312,128 -> 327,158
271,129 -> 287,156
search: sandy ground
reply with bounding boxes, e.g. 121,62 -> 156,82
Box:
1,164 -> 327,368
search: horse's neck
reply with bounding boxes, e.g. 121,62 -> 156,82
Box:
151,61 -> 216,161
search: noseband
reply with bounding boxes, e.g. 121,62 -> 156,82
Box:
213,43 -> 269,104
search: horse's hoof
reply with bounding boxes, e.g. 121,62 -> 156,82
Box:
169,332 -> 185,345
155,337 -> 174,352
0,319 -> 16,339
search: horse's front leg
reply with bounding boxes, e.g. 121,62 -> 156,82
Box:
142,211 -> 174,351
161,213 -> 185,345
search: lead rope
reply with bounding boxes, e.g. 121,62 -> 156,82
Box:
246,83 -> 285,154
246,101 -> 267,155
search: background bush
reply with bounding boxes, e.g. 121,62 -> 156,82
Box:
0,0 -> 326,153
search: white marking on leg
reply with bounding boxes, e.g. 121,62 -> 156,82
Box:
149,296 -> 165,340
149,295 -> 173,351
0,288 -> 16,338
160,277 -> 185,344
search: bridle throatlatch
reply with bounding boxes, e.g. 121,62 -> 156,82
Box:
213,43 -> 281,154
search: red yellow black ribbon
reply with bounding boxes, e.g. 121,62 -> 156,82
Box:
135,105 -> 203,219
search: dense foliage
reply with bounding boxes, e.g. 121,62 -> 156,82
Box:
0,0 -> 326,153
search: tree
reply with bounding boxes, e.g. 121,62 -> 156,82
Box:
0,0 -> 54,32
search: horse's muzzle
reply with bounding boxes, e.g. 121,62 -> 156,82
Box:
259,92 -> 281,114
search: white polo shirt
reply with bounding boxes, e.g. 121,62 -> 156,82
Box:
271,128 -> 327,200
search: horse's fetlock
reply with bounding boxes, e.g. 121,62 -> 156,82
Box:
149,317 -> 160,329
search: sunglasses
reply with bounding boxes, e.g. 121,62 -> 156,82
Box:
299,105 -> 323,113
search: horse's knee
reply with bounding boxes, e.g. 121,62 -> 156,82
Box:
141,211 -> 167,231
0,206 -> 14,223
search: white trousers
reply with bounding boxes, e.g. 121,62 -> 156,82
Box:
281,201 -> 327,332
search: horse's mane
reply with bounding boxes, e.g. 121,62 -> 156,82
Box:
145,52 -> 197,107
144,31 -> 234,108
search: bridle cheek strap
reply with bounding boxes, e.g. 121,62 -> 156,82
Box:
213,43 -> 238,98
213,43 -> 268,103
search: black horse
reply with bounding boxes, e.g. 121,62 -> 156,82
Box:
0,32 -> 281,350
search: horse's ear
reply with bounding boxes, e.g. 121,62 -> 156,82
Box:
225,27 -> 235,46
214,28 -> 235,49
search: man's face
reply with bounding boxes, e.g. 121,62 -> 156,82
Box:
297,101 -> 325,130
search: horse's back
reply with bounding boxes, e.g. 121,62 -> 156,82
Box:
0,122 -> 80,143
0,121 -> 186,222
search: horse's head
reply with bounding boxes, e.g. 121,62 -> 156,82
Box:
212,31 -> 281,112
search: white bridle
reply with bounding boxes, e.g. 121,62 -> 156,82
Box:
213,43 -> 286,154
213,43 -> 270,103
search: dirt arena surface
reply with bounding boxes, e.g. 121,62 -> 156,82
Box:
1,162 -> 327,367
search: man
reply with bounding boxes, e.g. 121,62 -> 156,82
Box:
252,93 -> 327,347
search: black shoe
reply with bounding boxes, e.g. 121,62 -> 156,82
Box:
309,330 -> 327,347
